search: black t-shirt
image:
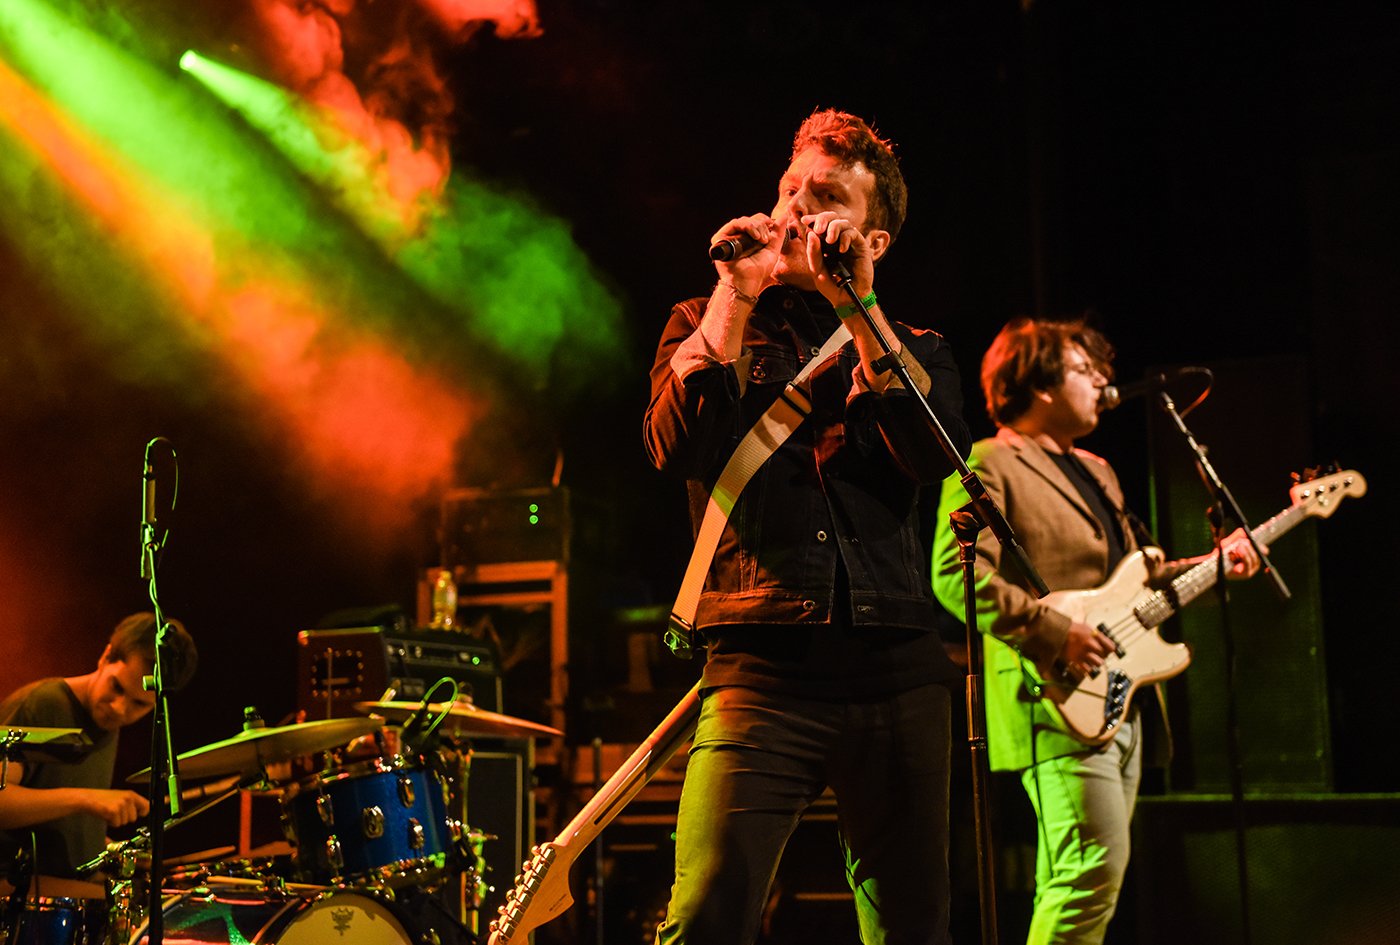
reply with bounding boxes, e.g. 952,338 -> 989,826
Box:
1048,451 -> 1127,573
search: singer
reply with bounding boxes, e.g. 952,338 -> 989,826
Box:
930,318 -> 1261,944
644,109 -> 971,945
0,613 -> 198,885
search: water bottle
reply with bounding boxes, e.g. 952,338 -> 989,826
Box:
430,568 -> 458,631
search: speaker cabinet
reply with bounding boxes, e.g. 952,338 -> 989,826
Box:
467,744 -> 534,935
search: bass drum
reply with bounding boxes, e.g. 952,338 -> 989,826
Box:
127,886 -> 463,945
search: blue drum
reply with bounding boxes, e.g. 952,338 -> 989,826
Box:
2,896 -> 106,945
283,759 -> 454,886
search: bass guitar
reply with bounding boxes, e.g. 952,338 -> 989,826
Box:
1031,467 -> 1365,746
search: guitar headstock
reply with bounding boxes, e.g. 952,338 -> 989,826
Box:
1289,466 -> 1367,519
487,841 -> 573,945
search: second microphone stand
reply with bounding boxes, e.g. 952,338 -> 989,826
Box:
1154,388 -> 1290,945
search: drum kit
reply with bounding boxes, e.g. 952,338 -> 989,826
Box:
2,690 -> 562,945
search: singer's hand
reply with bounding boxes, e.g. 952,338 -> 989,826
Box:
800,212 -> 875,307
710,214 -> 784,292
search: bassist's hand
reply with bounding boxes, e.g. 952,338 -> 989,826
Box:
1219,528 -> 1264,579
1055,621 -> 1117,683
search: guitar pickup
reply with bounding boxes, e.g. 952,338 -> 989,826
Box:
1097,623 -> 1128,659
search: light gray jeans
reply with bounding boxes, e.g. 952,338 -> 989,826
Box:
1020,716 -> 1141,945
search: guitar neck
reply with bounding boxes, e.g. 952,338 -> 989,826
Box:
557,681 -> 702,852
1136,503 -> 1303,625
487,682 -> 702,945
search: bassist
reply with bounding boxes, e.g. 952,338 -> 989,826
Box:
930,318 -> 1261,945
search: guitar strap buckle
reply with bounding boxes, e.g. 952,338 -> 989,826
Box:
664,614 -> 705,660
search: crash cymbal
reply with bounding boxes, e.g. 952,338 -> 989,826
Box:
128,716 -> 381,783
354,699 -> 563,739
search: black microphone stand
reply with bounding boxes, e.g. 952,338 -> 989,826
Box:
140,439 -> 182,945
1154,390 -> 1290,945
825,260 -> 1048,945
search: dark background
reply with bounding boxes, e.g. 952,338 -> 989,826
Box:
3,0 -> 1399,941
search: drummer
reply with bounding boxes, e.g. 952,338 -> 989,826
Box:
0,612 -> 198,883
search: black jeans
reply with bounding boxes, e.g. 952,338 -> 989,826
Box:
654,683 -> 953,945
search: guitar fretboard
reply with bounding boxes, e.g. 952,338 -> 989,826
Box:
1132,503 -> 1303,628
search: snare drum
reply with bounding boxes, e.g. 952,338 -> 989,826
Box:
128,887 -> 417,945
283,758 -> 452,886
2,895 -> 106,945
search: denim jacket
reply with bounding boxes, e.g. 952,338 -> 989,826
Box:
644,285 -> 971,633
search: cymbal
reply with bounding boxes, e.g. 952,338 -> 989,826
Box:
128,716 -> 381,783
354,699 -> 563,739
1,725 -> 92,763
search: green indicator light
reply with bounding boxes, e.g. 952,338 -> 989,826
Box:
471,656 -> 480,665
528,503 -> 539,513
529,514 -> 540,525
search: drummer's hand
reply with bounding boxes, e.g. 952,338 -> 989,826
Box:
83,789 -> 150,827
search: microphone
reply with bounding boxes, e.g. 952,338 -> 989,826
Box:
140,440 -> 158,579
399,694 -> 435,754
708,227 -> 798,262
1100,367 -> 1205,411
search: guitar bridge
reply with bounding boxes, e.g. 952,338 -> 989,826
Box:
1103,670 -> 1130,730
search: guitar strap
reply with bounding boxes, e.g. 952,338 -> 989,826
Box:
663,322 -> 853,658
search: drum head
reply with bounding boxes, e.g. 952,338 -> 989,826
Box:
276,892 -> 413,945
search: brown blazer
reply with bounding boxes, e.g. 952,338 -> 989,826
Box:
932,427 -> 1149,770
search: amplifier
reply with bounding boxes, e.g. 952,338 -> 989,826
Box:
295,626 -> 503,720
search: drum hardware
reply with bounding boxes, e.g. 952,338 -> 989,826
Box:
1,726 -> 90,789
